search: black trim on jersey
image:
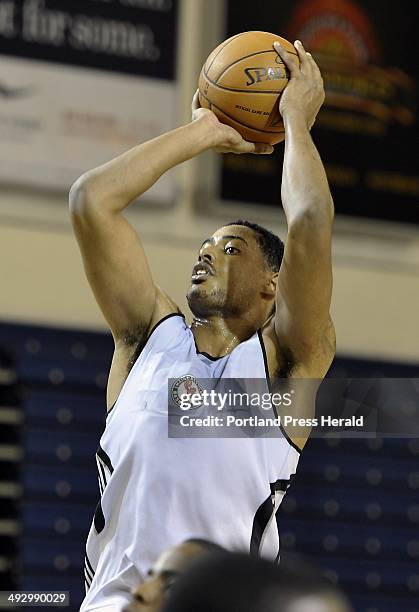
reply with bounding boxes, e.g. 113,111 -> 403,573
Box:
94,499 -> 106,533
197,349 -> 224,361
97,445 -> 114,474
98,462 -> 107,493
194,343 -> 226,361
85,553 -> 95,586
150,312 -> 185,333
250,493 -> 275,556
84,565 -> 92,586
93,446 -> 114,534
273,475 -> 294,562
106,400 -> 117,416
250,476 -> 295,558
84,551 -> 95,592
277,422 -> 302,455
275,512 -> 282,563
257,330 -> 302,455
270,476 -> 295,494
194,330 -> 261,361
138,313 -> 186,369
85,553 -> 95,577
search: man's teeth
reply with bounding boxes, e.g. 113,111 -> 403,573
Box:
197,270 -> 206,275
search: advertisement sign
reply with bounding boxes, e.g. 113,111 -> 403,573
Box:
222,0 -> 418,224
0,0 -> 178,201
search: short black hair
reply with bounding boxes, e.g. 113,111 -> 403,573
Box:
226,220 -> 284,273
163,552 -> 351,612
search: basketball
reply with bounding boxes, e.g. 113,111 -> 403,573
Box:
198,31 -> 298,145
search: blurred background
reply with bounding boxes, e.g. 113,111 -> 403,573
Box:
0,0 -> 418,610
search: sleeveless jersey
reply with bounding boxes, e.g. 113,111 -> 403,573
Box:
81,314 -> 300,611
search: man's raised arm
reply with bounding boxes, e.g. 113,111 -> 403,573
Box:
69,98 -> 273,341
273,40 -> 335,373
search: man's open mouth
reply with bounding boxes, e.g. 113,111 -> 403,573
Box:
191,263 -> 213,283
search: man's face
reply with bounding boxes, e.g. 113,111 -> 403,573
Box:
122,542 -> 207,612
186,225 -> 273,319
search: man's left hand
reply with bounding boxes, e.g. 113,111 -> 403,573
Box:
274,40 -> 325,129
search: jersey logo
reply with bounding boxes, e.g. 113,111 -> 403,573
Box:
171,375 -> 204,409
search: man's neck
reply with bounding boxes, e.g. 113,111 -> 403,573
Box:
190,315 -> 257,358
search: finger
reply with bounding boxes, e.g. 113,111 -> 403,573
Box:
252,143 -> 274,155
242,142 -> 274,155
191,89 -> 200,112
294,40 -> 309,62
294,40 -> 314,76
219,142 -> 273,155
305,51 -> 324,94
305,51 -> 322,75
273,41 -> 299,77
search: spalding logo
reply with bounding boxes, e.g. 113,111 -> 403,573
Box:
245,66 -> 286,86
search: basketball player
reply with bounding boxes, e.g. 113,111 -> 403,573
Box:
123,539 -> 226,612
70,40 -> 335,611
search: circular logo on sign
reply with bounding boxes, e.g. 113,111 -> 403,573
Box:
171,375 -> 204,410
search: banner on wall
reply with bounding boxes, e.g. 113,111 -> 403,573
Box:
221,0 -> 418,224
0,0 -> 178,201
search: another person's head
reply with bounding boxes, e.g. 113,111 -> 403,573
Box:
187,221 -> 284,327
122,539 -> 225,612
162,552 -> 352,612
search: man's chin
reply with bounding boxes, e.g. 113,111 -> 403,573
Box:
187,285 -> 207,309
187,285 -> 232,319
187,286 -> 217,317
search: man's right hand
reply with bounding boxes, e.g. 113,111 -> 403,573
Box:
191,90 -> 274,155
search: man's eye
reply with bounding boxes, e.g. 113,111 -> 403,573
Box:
225,246 -> 239,254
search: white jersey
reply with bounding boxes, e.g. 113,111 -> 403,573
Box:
81,314 -> 300,611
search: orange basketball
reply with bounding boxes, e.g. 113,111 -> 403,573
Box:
198,31 -> 297,145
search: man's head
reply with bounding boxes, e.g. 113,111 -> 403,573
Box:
162,553 -> 353,612
122,539 -> 225,612
187,220 -> 284,325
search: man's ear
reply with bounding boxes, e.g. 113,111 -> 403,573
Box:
265,272 -> 278,298
261,271 -> 278,300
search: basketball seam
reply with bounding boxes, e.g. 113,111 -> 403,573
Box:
211,49 -> 297,83
200,91 -> 285,135
202,72 -> 289,96
205,33 -> 245,74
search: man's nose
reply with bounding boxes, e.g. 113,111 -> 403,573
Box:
131,579 -> 161,606
199,249 -> 214,264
